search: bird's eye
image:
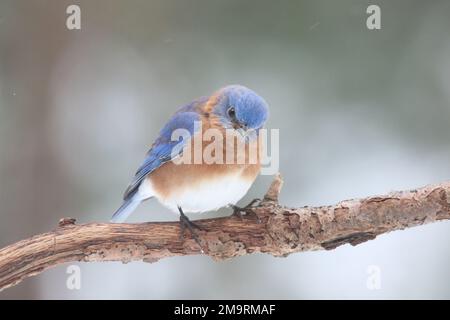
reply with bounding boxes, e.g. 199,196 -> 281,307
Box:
227,107 -> 236,119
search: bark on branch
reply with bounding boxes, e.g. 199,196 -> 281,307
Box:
1,174 -> 450,291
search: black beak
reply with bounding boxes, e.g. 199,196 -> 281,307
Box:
238,123 -> 248,131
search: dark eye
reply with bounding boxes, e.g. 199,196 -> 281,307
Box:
227,107 -> 236,119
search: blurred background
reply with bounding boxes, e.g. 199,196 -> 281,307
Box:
1,0 -> 450,299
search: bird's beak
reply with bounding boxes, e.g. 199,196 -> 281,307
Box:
232,122 -> 250,138
236,125 -> 253,139
236,127 -> 246,138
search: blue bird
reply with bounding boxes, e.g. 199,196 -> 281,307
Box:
111,85 -> 269,238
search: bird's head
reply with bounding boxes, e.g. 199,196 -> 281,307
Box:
211,85 -> 269,135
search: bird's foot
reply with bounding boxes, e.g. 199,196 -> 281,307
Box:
178,207 -> 206,253
230,198 -> 261,223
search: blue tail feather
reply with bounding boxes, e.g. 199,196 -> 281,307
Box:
111,194 -> 142,223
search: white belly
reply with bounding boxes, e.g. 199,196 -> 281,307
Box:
140,173 -> 254,213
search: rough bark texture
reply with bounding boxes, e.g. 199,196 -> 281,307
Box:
1,174 -> 450,291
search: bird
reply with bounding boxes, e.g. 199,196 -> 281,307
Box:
111,85 -> 269,239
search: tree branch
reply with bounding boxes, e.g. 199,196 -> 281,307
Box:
1,174 -> 450,291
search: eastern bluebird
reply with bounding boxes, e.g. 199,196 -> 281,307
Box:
111,85 -> 269,236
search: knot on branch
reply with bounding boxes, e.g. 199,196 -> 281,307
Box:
263,173 -> 283,203
58,217 -> 77,227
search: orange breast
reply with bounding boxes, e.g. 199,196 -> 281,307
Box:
149,125 -> 262,200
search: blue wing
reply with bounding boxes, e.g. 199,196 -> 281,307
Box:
123,110 -> 201,200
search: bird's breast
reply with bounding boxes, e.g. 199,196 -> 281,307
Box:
143,126 -> 262,213
146,161 -> 260,213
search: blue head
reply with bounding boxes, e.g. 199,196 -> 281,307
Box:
212,85 -> 269,132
